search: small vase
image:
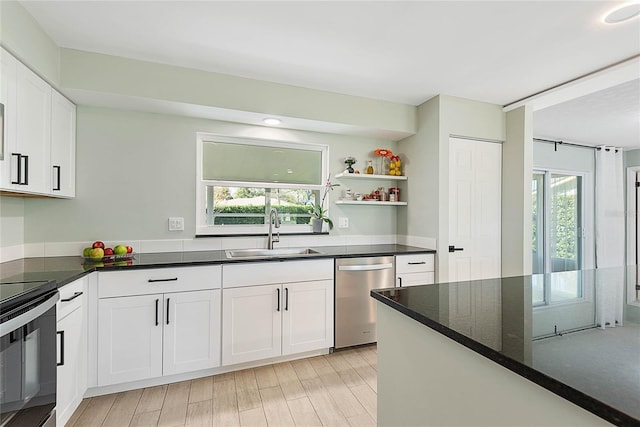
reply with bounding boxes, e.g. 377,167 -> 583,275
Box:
312,218 -> 323,233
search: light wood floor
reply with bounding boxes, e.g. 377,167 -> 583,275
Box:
66,345 -> 377,427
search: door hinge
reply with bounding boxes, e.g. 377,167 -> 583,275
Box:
635,181 -> 640,188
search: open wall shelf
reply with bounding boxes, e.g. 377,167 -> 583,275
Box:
334,172 -> 407,181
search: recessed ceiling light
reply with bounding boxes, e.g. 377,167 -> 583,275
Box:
603,2 -> 640,23
263,118 -> 282,126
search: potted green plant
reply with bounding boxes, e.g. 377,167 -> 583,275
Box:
311,176 -> 339,233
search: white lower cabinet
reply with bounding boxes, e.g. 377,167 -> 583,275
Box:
163,290 -> 221,376
222,279 -> 333,366
395,253 -> 435,287
222,284 -> 281,364
98,294 -> 163,385
282,280 -> 333,356
98,289 -> 221,386
57,277 -> 87,427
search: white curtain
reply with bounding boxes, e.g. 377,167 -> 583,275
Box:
594,146 -> 624,329
595,146 -> 624,267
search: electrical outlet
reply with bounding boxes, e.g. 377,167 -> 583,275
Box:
338,217 -> 349,228
168,217 -> 184,231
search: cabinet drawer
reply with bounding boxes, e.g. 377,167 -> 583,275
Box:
223,259 -> 333,288
98,265 -> 221,298
395,254 -> 434,274
396,271 -> 435,287
57,277 -> 86,320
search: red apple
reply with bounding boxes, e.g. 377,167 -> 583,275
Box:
104,247 -> 114,256
126,245 -> 133,254
92,241 -> 105,249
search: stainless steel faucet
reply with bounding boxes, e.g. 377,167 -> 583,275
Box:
267,208 -> 280,249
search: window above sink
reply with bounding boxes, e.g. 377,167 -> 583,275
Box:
196,134 -> 330,236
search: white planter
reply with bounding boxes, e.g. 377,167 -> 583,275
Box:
312,218 -> 323,233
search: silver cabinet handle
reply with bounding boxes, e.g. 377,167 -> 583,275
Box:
338,263 -> 394,271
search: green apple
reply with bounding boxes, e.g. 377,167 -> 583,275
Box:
114,245 -> 128,255
89,247 -> 104,259
83,247 -> 92,257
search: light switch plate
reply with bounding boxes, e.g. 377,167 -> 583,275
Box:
168,217 -> 184,231
338,217 -> 349,228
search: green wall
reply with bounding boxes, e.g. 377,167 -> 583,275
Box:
23,107 -> 398,244
625,148 -> 640,167
0,196 -> 24,247
399,95 -> 507,281
0,1 -> 60,85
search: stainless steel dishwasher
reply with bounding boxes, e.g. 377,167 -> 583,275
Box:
335,256 -> 395,348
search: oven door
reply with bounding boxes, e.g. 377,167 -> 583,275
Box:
0,291 -> 58,427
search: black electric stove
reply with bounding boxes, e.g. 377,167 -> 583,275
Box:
0,279 -> 58,317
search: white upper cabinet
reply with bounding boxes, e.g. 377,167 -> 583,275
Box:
15,59 -> 51,194
0,47 -> 76,197
50,90 -> 76,197
0,49 -> 17,191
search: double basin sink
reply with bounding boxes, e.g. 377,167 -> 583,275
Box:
225,248 -> 323,259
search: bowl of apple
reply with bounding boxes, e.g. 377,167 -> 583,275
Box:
83,241 -> 135,263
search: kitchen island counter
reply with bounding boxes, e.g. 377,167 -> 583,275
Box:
371,267 -> 639,426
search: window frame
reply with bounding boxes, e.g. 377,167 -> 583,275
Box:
532,168 -> 588,307
196,133 -> 329,236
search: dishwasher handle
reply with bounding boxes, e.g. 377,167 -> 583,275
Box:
338,263 -> 394,272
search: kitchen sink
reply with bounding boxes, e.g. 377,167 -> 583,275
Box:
225,248 -> 323,259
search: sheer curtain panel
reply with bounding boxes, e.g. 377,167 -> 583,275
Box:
594,146 -> 624,329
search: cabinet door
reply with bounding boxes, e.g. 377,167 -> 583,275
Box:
163,290 -> 221,376
282,280 -> 334,355
15,61 -> 50,194
56,306 -> 83,427
98,294 -> 163,386
0,49 -> 17,190
222,284 -> 281,365
50,90 -> 75,197
396,272 -> 435,287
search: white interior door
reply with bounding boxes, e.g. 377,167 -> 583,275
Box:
448,137 -> 502,282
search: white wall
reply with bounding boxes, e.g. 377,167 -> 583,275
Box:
22,106 -> 398,246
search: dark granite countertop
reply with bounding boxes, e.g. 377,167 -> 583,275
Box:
371,267 -> 640,427
0,244 -> 435,290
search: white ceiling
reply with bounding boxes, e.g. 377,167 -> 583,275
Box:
534,78 -> 640,148
19,0 -> 640,148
